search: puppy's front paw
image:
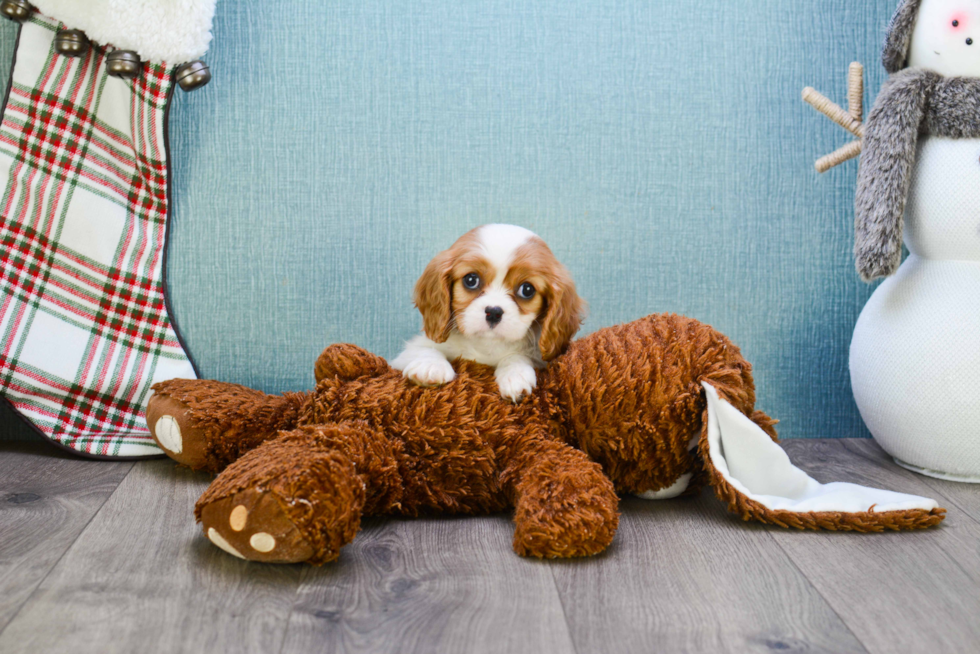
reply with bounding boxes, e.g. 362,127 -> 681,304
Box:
496,365 -> 537,402
403,357 -> 456,387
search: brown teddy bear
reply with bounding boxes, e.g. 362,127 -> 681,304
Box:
147,314 -> 945,565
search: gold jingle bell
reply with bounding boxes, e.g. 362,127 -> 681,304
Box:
0,0 -> 32,22
175,60 -> 211,92
54,29 -> 91,57
106,50 -> 141,79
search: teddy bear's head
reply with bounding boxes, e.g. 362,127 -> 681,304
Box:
534,314 -> 766,497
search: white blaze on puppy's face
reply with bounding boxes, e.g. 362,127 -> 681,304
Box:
452,224 -> 539,342
909,0 -> 980,77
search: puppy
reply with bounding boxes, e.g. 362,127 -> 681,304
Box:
391,224 -> 586,402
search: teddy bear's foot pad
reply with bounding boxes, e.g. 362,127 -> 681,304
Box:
147,394 -> 209,469
199,489 -> 314,563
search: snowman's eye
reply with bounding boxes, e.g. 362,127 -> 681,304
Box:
969,38 -> 975,46
954,20 -> 960,27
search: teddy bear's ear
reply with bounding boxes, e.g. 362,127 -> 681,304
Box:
539,266 -> 586,361
883,0 -> 923,74
697,382 -> 945,531
414,250 -> 455,343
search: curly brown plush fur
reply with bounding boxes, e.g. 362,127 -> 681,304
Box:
147,314 -> 942,565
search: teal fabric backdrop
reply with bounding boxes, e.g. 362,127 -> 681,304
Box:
0,1 -> 898,442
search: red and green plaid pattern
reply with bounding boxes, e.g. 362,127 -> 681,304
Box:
0,13 -> 196,457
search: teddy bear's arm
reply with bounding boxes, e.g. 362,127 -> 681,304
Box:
148,379 -> 308,472
498,426 -> 619,558
854,68 -> 936,281
314,344 -> 393,385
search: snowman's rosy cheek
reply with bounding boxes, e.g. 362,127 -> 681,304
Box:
949,13 -> 969,33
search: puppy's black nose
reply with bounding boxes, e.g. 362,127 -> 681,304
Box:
485,306 -> 504,327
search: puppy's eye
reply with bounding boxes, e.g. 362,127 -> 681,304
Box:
462,273 -> 481,290
516,282 -> 536,299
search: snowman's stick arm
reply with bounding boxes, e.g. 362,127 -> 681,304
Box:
802,87 -> 865,139
802,63 -> 866,172
815,139 -> 863,174
848,62 -> 864,121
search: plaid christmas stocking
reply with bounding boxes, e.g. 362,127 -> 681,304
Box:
0,5 -> 215,458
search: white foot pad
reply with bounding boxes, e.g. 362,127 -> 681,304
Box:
250,532 -> 276,553
207,528 -> 245,559
154,415 -> 183,454
229,505 -> 248,532
636,473 -> 693,500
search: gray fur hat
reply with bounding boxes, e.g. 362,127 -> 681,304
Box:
883,0 -> 923,73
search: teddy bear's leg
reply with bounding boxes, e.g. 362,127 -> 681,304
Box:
147,379 -> 308,472
501,429 -> 620,558
196,421 -> 403,564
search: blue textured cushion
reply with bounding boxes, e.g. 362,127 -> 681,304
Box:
0,0 -> 895,441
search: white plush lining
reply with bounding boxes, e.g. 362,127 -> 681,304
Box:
636,473 -> 693,500
702,383 -> 938,514
31,0 -> 217,64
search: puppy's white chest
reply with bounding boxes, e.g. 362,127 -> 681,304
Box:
443,333 -> 540,367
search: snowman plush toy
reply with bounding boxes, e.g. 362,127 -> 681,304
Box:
848,0 -> 980,481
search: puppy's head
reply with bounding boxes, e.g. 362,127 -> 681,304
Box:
413,224 -> 585,360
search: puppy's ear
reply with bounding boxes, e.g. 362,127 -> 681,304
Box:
414,250 -> 455,343
539,266 -> 586,361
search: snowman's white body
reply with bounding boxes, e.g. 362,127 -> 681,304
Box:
850,136 -> 980,481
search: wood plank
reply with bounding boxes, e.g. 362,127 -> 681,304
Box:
837,439 -> 980,526
0,460 -> 303,654
4,439 -> 976,654
915,476 -> 980,524
550,492 -> 867,654
280,514 -> 576,654
0,443 -> 133,631
775,439 -> 980,654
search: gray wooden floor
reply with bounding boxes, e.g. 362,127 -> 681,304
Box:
1,439 -> 978,654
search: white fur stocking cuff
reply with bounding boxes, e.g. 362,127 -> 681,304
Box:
31,0 -> 218,64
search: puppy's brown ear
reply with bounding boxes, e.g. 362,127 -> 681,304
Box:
414,250 -> 455,343
539,266 -> 586,361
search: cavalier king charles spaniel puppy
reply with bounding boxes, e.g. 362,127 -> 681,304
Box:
391,224 -> 586,402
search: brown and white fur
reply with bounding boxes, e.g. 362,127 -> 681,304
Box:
391,224 -> 585,402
